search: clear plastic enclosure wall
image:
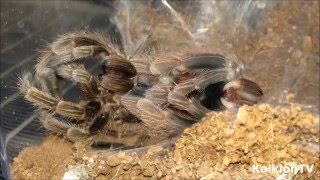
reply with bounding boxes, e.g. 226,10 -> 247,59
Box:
0,0 -> 319,179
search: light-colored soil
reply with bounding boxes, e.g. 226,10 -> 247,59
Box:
11,103 -> 319,179
10,137 -> 75,180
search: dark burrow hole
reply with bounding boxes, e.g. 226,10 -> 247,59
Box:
199,81 -> 226,111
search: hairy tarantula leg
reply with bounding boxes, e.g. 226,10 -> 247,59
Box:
102,55 -> 136,77
120,95 -> 141,117
100,73 -> 135,94
130,55 -> 153,74
57,64 -> 100,99
20,79 -> 100,120
58,57 -> 134,100
144,84 -> 172,106
34,32 -> 125,98
40,112 -> 72,135
67,128 -> 90,142
47,46 -> 107,68
187,98 -> 211,118
47,31 -> 122,67
34,31 -> 124,97
136,99 -> 192,133
167,79 -> 198,111
150,58 -> 181,75
99,56 -> 137,94
171,68 -> 236,96
91,132 -> 148,149
34,51 -> 62,98
194,68 -> 237,90
150,53 -> 233,76
39,112 -> 90,141
168,86 -> 210,118
177,53 -> 230,70
168,91 -> 190,110
38,32 -> 137,98
167,69 -> 236,114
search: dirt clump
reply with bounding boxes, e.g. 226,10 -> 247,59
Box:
11,136 -> 74,180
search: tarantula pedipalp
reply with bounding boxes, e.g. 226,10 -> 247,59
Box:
19,31 -> 263,148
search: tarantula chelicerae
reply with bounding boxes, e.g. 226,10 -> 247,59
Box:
19,31 -> 263,149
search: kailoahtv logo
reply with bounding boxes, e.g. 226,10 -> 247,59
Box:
252,163 -> 314,174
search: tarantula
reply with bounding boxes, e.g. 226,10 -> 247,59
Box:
19,31 -> 263,149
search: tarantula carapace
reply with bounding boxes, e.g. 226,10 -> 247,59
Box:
19,31 -> 263,148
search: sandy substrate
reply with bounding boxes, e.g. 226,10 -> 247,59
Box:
10,136 -> 74,180
11,104 -> 319,179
